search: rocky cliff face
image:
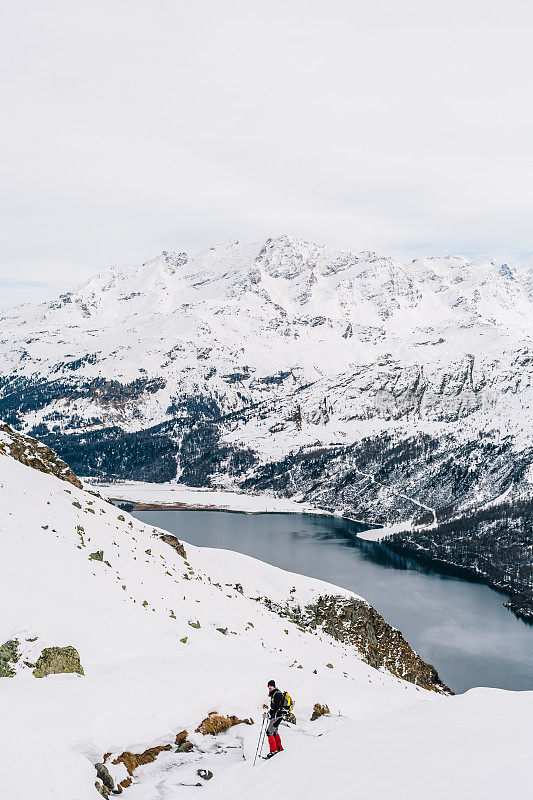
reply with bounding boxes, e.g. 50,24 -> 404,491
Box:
0,421 -> 82,488
262,593 -> 451,693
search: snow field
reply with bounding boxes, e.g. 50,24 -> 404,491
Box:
221,688 -> 533,800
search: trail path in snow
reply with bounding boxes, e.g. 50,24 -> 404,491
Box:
341,467 -> 437,526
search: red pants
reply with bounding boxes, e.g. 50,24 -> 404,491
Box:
266,714 -> 283,752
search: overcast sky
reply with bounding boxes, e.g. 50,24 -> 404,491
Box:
1,0 -> 532,308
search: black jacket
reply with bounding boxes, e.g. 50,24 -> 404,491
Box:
269,688 -> 284,719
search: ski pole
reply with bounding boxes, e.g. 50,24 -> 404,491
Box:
252,718 -> 263,766
253,714 -> 268,766
253,716 -> 266,766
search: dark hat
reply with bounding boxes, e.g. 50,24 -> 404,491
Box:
267,679 -> 276,687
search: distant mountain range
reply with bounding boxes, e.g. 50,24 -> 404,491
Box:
1,236 -> 531,616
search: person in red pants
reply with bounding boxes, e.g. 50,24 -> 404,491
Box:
265,679 -> 284,758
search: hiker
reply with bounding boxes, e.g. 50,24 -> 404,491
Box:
265,679 -> 284,757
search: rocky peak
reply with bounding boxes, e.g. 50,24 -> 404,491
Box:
0,421 -> 82,488
254,235 -> 323,280
498,263 -> 514,280
143,250 -> 188,273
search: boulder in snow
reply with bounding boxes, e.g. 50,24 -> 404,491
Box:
311,703 -> 330,721
195,712 -> 253,736
32,646 -> 84,678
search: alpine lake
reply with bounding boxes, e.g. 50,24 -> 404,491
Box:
132,509 -> 533,694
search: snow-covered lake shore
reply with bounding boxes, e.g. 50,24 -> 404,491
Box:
87,480 -> 330,516
356,521 -> 412,541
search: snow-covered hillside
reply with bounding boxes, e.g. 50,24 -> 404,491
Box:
1,426 -> 531,800
0,236 -> 531,614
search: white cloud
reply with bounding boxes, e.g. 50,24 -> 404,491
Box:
1,0 -> 532,309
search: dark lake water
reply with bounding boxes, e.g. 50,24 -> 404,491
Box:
133,510 -> 533,694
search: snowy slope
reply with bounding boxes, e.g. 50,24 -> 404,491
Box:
0,426 -> 441,797
219,688 -> 533,800
1,428 -> 531,800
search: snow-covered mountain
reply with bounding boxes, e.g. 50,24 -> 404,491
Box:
1,236 -> 532,614
1,424 -> 531,800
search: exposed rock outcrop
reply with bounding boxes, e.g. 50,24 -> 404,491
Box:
0,421 -> 82,488
174,730 -> 193,752
32,646 -> 84,678
195,712 -> 253,736
95,780 -> 108,797
111,744 -> 173,778
314,595 -> 450,692
94,762 -> 114,793
263,593 -> 451,694
102,714 -> 251,794
310,703 -> 330,721
156,533 -> 187,560
0,639 -> 19,677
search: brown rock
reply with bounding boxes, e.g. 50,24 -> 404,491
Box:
176,741 -> 194,753
112,744 -> 173,776
265,593 -> 452,694
174,730 -> 188,745
157,533 -> 187,559
94,762 -> 114,792
174,730 -> 194,751
310,703 -> 330,721
195,712 -> 253,736
0,422 -> 82,488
